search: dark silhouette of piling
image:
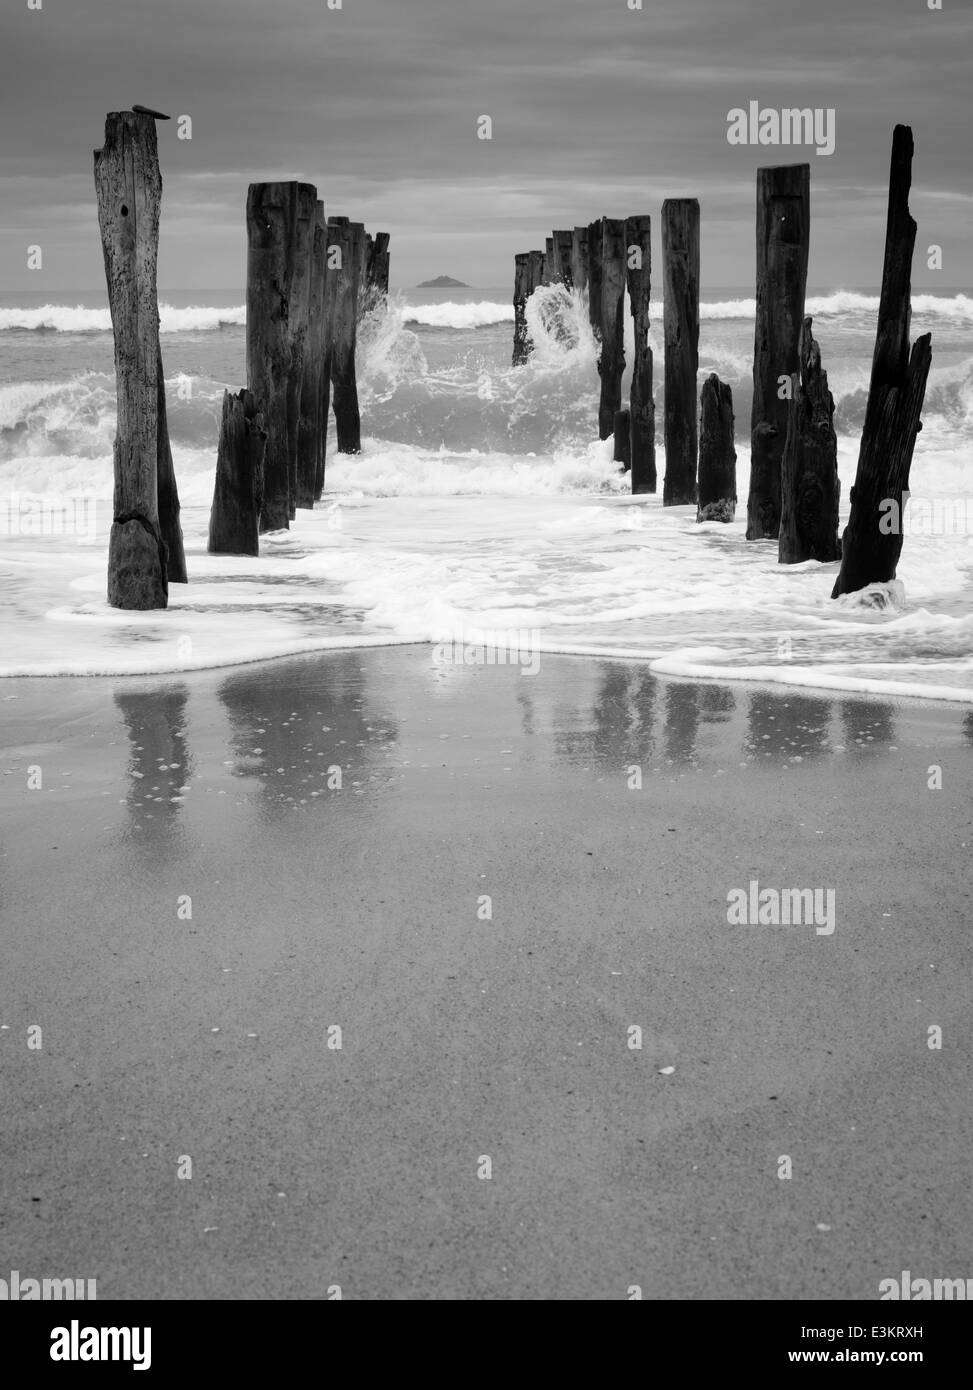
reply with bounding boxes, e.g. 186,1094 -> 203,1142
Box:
94,110 -> 180,608
587,217 -> 604,344
613,408 -> 632,470
208,389 -> 267,556
570,226 -> 590,297
329,217 -> 364,454
832,127 -> 932,596
597,218 -> 626,440
543,237 -> 556,285
513,252 -> 532,365
156,342 -> 187,582
285,186 -> 315,516
297,200 -> 327,509
779,318 -> 840,562
625,213 -> 655,494
554,230 -> 574,287
697,374 -> 737,522
746,165 -> 810,539
661,198 -> 700,506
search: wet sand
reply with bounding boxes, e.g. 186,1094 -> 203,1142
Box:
1,648 -> 972,1299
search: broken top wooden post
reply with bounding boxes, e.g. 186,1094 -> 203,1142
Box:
779,317 -> 839,563
697,375 -> 737,522
368,231 -> 391,301
661,198 -> 700,505
94,110 -> 171,609
625,214 -> 655,494
832,126 -> 932,597
746,164 -> 810,539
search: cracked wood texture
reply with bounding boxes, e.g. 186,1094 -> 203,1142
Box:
746,164 -> 809,539
662,198 -> 700,506
832,126 -> 932,597
779,318 -> 839,563
625,214 -> 655,494
94,110 -> 171,609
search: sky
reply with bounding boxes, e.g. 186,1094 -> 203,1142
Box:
1,0 -> 971,294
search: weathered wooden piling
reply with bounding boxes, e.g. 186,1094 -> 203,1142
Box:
625,214 -> 655,494
587,217 -> 603,343
597,218 -> 626,441
570,226 -> 590,297
94,110 -> 174,608
543,237 -> 557,285
328,218 -> 365,454
746,164 -> 810,539
208,389 -> 267,556
661,199 -> 700,506
317,223 -> 340,500
285,186 -> 315,517
156,342 -> 187,582
512,252 -> 532,366
297,200 -> 327,509
697,374 -> 737,522
613,408 -> 632,470
367,232 -> 391,300
832,127 -> 932,597
246,182 -> 312,531
554,230 -> 574,287
779,318 -> 839,562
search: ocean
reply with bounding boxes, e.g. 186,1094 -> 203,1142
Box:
1,284 -> 971,699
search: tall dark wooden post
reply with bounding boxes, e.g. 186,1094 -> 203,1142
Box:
368,232 -> 391,299
297,199 -> 326,509
247,182 -> 311,531
697,375 -> 737,522
587,217 -> 603,344
94,110 -> 174,608
527,249 -> 545,300
318,220 -> 340,499
746,164 -> 810,539
598,218 -> 626,440
208,389 -> 266,556
156,341 -> 187,582
329,217 -> 363,454
613,408 -> 632,469
285,185 -> 315,517
512,252 -> 532,366
543,236 -> 556,285
661,198 -> 700,506
625,213 -> 655,494
779,318 -> 840,562
570,226 -> 590,297
554,230 -> 574,287
832,127 -> 932,596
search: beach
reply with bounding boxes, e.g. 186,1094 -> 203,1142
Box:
2,648 -> 971,1299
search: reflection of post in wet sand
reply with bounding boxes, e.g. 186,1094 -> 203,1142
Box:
217,653 -> 399,818
964,712 -> 973,748
663,683 -> 701,765
554,663 -> 657,769
839,699 -> 897,756
114,685 -> 192,849
745,691 -> 835,762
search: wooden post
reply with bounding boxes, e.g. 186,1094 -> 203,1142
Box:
297,200 -> 327,510
208,389 -> 266,556
746,164 -> 810,539
246,182 -> 310,531
697,374 -> 737,522
329,217 -> 363,454
527,249 -> 545,298
543,237 -> 556,285
554,230 -> 574,287
94,110 -> 170,608
570,226 -> 590,297
317,221 -> 340,500
625,214 -> 655,494
613,408 -> 632,470
779,318 -> 839,562
285,185 -> 315,517
156,342 -> 187,582
661,198 -> 700,506
512,252 -> 532,366
832,127 -> 932,596
587,217 -> 603,343
368,232 -> 391,300
598,218 -> 626,441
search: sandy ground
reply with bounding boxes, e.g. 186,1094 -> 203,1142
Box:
1,648 -> 972,1300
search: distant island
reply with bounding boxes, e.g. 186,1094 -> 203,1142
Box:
416,275 -> 470,288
